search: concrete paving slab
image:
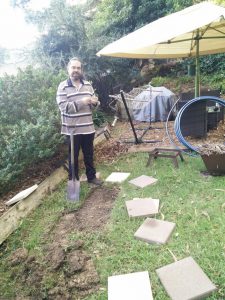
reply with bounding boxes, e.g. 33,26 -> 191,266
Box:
129,175 -> 158,188
134,218 -> 175,244
105,172 -> 130,183
108,271 -> 153,300
126,198 -> 159,217
80,172 -> 100,182
156,256 -> 217,300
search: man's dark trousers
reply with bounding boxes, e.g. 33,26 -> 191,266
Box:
68,133 -> 96,181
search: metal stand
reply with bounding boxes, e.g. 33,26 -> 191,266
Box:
120,90 -> 161,144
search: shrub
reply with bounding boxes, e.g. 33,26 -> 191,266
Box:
0,67 -> 66,195
92,109 -> 107,127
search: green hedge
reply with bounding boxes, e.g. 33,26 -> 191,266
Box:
0,67 -> 66,195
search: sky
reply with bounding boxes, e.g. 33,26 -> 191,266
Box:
0,0 -> 51,49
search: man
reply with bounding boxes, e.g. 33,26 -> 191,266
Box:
56,57 -> 102,186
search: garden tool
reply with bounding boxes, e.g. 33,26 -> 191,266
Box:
67,133 -> 80,201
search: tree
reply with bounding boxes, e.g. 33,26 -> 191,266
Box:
25,0 -> 87,68
87,0 -> 172,40
0,48 -> 9,65
10,0 -> 31,9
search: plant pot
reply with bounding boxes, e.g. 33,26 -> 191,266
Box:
201,153 -> 225,175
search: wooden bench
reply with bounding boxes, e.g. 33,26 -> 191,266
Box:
146,148 -> 184,168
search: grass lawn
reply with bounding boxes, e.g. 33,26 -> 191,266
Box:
0,152 -> 224,299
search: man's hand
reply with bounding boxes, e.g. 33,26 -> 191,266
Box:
82,96 -> 99,105
82,96 -> 92,105
91,96 -> 99,105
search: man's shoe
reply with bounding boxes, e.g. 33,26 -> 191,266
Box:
88,178 -> 103,186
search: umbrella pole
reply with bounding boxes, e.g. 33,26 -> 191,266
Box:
195,35 -> 200,97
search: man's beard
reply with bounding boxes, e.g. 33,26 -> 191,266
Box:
71,72 -> 84,81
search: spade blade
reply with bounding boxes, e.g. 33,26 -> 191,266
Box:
67,179 -> 80,202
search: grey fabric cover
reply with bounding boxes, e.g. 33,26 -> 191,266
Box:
132,86 -> 176,122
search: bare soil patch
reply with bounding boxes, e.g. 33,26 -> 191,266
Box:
114,120 -> 225,153
6,185 -> 119,299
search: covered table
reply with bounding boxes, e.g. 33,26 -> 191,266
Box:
132,86 -> 176,122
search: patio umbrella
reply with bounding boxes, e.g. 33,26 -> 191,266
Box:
97,2 -> 225,97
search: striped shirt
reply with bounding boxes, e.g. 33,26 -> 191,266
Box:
56,78 -> 98,135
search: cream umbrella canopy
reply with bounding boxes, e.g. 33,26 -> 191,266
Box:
97,2 -> 225,96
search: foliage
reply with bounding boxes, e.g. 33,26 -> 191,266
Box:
176,54 -> 225,78
0,48 -> 9,65
88,0 -> 172,39
151,76 -> 172,87
201,73 -> 225,94
28,0 -> 87,69
200,54 -> 225,75
166,0 -> 201,12
150,74 -> 225,95
215,0 -> 225,5
0,67 -> 66,195
10,0 -> 31,9
92,109 -> 107,127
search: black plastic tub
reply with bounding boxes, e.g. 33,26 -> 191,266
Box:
201,154 -> 225,175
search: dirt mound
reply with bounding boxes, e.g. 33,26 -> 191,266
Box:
7,186 -> 119,299
95,138 -> 129,164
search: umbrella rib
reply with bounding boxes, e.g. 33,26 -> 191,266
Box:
159,38 -> 194,44
201,21 -> 225,37
159,18 -> 225,44
208,26 -> 225,36
159,27 -> 204,46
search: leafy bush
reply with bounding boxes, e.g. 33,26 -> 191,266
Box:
0,67 -> 66,195
92,109 -> 107,127
151,76 -> 169,87
200,54 -> 225,75
201,73 -> 225,94
151,76 -> 191,88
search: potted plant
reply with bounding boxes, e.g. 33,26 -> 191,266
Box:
199,144 -> 225,175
